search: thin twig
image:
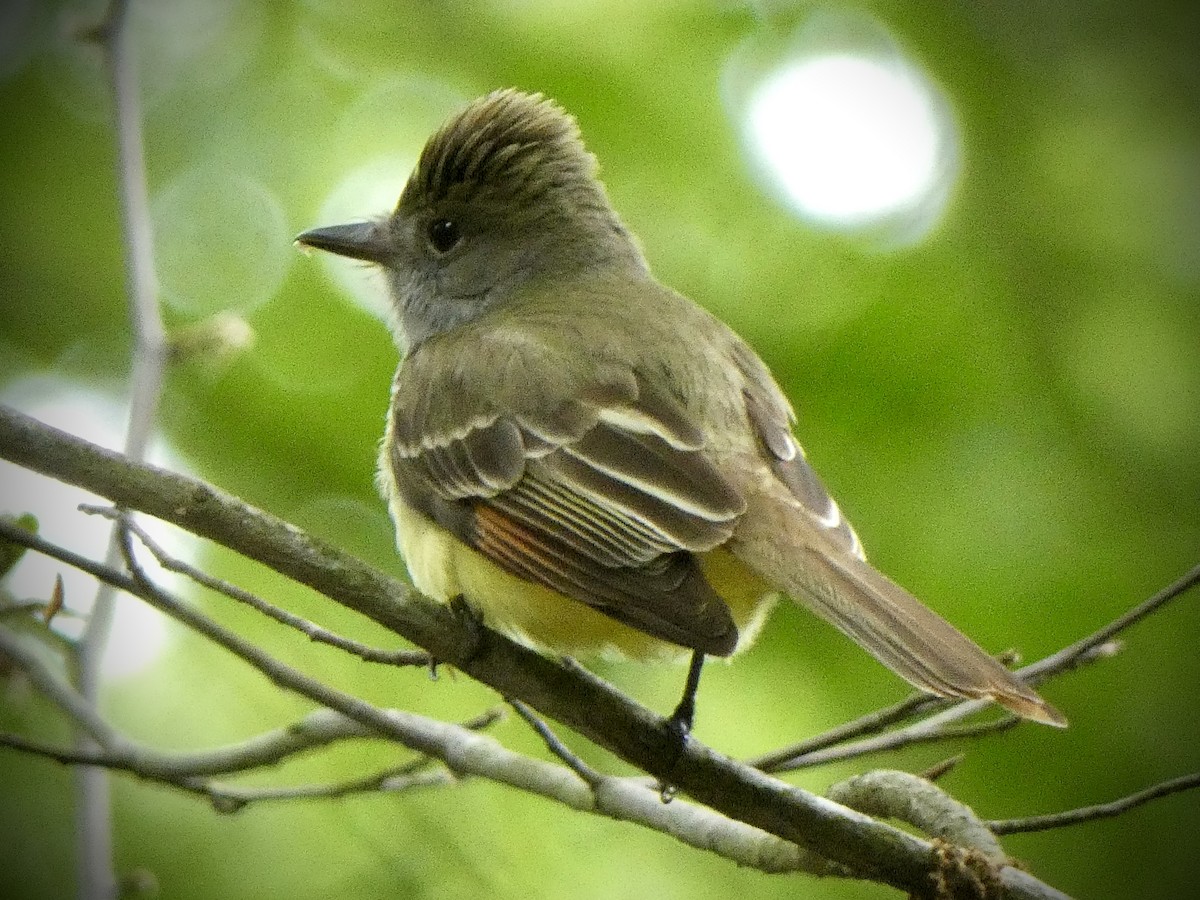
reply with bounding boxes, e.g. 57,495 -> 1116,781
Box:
85,506 -> 428,667
0,520 -> 139,599
768,652 -> 1105,773
1,701 -> 503,791
199,709 -> 504,810
749,693 -> 936,772
2,707 -> 505,813
987,772 -> 1200,835
508,698 -> 602,785
0,626 -> 121,749
1018,563 -> 1200,683
0,730 -> 453,810
0,415 -> 1093,897
207,768 -> 456,808
754,565 -> 1195,775
78,0 -> 169,895
766,715 -> 1021,771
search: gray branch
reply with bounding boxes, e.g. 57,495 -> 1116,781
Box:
84,505 -> 429,667
76,1 -> 171,896
0,404 -> 1077,898
987,772 -> 1200,835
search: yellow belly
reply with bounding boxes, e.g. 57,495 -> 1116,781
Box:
391,498 -> 777,661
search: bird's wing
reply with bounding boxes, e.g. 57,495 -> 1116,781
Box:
386,334 -> 745,655
731,340 -> 864,558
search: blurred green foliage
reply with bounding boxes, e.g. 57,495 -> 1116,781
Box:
0,514 -> 38,578
1,1 -> 1198,898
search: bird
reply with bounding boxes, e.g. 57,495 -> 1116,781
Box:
296,88 -> 1065,735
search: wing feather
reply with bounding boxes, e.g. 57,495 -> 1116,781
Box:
471,504 -> 737,652
563,422 -> 744,521
540,449 -> 735,552
736,352 -> 864,560
387,347 -> 743,655
460,420 -> 525,489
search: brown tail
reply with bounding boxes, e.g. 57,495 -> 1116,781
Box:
762,538 -> 1066,727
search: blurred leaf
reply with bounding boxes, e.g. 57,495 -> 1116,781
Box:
0,512 -> 37,578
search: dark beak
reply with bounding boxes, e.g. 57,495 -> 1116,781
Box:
294,221 -> 393,264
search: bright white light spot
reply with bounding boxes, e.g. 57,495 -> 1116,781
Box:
311,155 -> 413,321
0,378 -> 194,681
747,53 -> 949,227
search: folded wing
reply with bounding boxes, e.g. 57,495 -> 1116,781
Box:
387,348 -> 745,655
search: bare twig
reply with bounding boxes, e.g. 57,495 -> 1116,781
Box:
754,565 -> 1192,775
508,698 -> 602,785
0,729 -> 453,811
2,707 -> 503,813
84,506 -> 428,667
749,693 -> 936,772
77,0 -> 170,895
6,709 -> 373,777
0,412 -> 1098,898
205,708 -> 504,809
0,520 -> 139,601
987,771 -> 1200,835
830,769 -> 1007,864
0,626 -> 120,749
206,767 -> 456,808
779,715 -> 1022,771
1018,564 -> 1200,683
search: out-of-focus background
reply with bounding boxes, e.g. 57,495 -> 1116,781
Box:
1,1 -> 1197,897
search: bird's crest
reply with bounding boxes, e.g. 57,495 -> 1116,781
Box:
406,89 -> 598,207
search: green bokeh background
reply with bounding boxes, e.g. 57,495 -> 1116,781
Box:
1,1 -> 1198,898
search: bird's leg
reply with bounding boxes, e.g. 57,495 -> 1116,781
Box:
666,650 -> 706,740
656,651 -> 707,800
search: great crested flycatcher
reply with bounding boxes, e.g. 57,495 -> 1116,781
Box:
297,88 -> 1064,732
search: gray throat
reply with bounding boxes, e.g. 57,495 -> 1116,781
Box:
395,289 -> 497,352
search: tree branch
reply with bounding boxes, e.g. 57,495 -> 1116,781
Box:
753,711 -> 1022,773
507,698 -> 604,785
830,770 -> 1006,866
750,693 -> 935,772
0,626 -> 119,749
751,561 -> 1191,776
0,405 -> 1080,898
1018,564 -> 1200,683
74,0 -> 171,895
0,520 -> 848,879
987,772 -> 1200,835
205,767 -> 456,807
84,505 -> 428,667
0,707 -> 503,813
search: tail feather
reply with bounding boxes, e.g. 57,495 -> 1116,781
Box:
779,542 -> 1066,728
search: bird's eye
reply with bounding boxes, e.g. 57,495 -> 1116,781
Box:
427,218 -> 461,254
